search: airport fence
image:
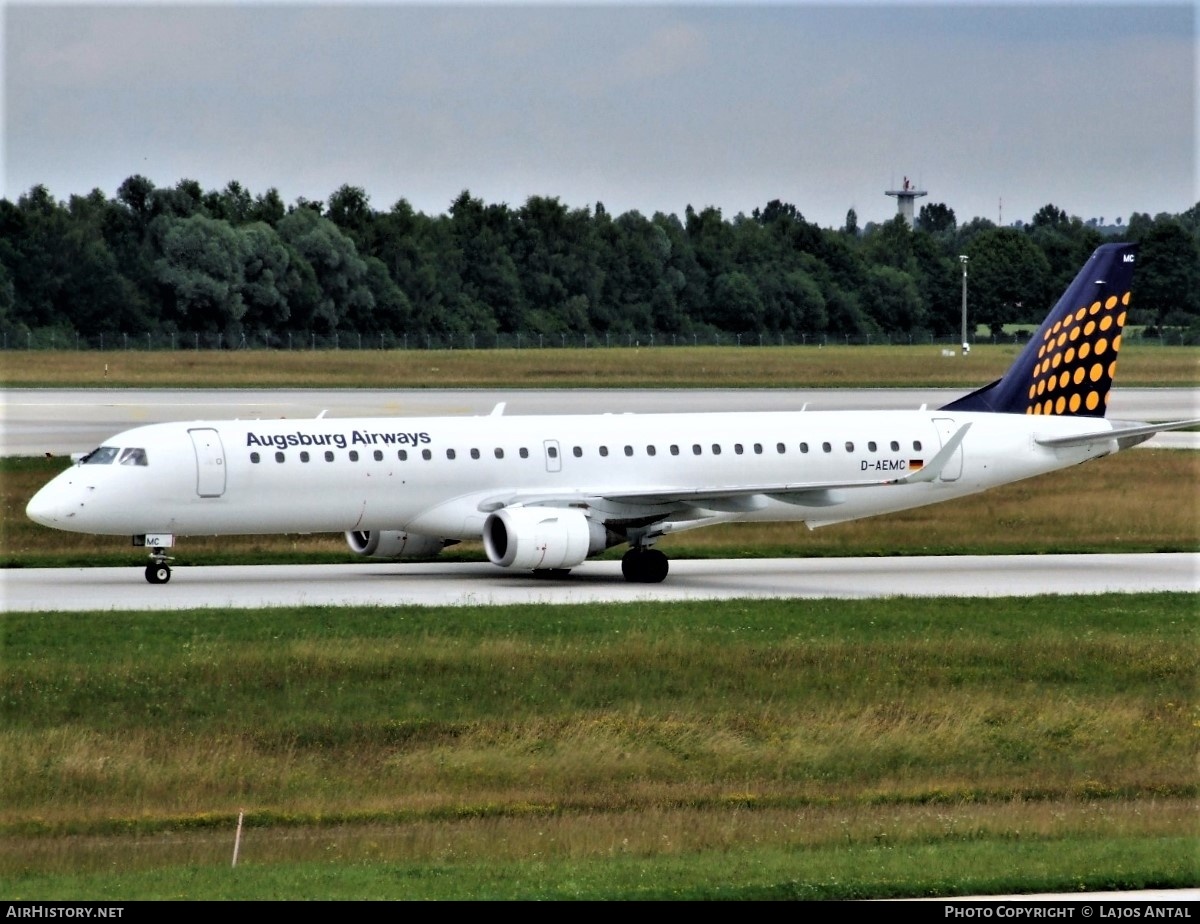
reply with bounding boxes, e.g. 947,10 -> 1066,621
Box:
0,325 -> 1192,352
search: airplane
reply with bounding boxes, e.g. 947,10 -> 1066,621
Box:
25,241 -> 1200,585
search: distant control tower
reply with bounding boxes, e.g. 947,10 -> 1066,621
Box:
885,176 -> 927,228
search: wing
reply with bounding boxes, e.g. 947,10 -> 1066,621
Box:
477,424 -> 972,524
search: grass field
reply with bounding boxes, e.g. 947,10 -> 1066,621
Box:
2,345 -> 1196,900
1,342 -> 1197,389
1,594 -> 1195,900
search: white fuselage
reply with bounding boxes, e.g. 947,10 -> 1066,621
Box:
26,408 -> 1118,540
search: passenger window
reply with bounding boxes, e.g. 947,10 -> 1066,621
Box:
547,446 -> 557,459
119,448 -> 148,466
776,443 -> 786,454
754,443 -> 763,454
519,448 -> 529,459
83,447 -> 120,465
422,449 -> 432,460
572,446 -> 582,458
711,444 -> 721,455
250,452 -> 261,464
471,448 -> 481,460
692,444 -> 702,455
734,444 -> 743,455
398,450 -> 408,461
373,450 -> 383,461
275,451 -> 285,463
300,451 -> 310,463
913,441 -> 923,451
868,441 -> 877,452
845,442 -> 854,452
447,449 -> 456,460
647,445 -> 657,456
495,448 -> 504,459
349,451 -> 359,462
799,442 -> 809,453
325,450 -> 335,462
890,441 -> 900,451
600,446 -> 609,457
670,445 -> 680,456
624,446 -> 633,457
822,442 -> 832,453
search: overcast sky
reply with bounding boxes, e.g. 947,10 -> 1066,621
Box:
4,1 -> 1196,229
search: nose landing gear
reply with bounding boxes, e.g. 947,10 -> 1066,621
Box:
144,547 -> 173,584
134,534 -> 176,584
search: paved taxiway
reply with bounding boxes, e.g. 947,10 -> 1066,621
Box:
3,387 -> 1197,456
4,553 -> 1196,612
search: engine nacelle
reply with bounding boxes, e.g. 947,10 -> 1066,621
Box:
483,506 -> 612,570
345,530 -> 447,560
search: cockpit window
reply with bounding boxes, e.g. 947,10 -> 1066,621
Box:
119,448 -> 148,466
82,446 -> 120,465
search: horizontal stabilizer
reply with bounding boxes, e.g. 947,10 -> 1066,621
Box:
1034,418 -> 1200,450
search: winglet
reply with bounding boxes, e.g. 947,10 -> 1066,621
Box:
890,423 -> 972,484
490,402 -> 506,416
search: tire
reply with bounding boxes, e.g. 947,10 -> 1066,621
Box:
621,549 -> 669,583
145,563 -> 171,584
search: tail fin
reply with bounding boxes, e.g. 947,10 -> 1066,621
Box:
942,242 -> 1137,417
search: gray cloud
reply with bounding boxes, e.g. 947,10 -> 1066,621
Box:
5,2 -> 1195,227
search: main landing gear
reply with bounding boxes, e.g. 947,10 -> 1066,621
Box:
621,547 -> 669,584
145,548 -> 173,584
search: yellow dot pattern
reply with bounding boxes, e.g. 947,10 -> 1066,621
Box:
1027,293 -> 1129,415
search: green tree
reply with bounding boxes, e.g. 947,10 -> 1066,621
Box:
964,228 -> 1051,335
238,222 -> 298,331
1133,219 -> 1200,331
205,181 -> 253,225
250,188 -> 286,226
154,214 -> 247,335
513,195 -> 602,335
862,215 -> 916,272
709,271 -> 763,334
276,207 -> 374,332
861,264 -> 926,337
918,202 -> 956,235
64,190 -> 151,334
327,184 -> 374,249
759,265 -> 826,336
448,190 -> 516,335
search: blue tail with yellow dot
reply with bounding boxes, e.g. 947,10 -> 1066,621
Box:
942,242 -> 1136,417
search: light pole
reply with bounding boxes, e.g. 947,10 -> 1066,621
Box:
959,255 -> 970,356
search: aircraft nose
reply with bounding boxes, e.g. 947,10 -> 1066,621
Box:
26,482 -> 64,527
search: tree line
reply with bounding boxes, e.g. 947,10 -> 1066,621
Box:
1,176 -> 1197,349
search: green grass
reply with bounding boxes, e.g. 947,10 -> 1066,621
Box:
2,342 -> 1197,389
1,595 -> 1196,899
3,344 -> 1197,899
6,837 -> 1193,900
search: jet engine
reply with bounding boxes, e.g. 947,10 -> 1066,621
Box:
483,506 -> 613,570
345,530 -> 449,560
